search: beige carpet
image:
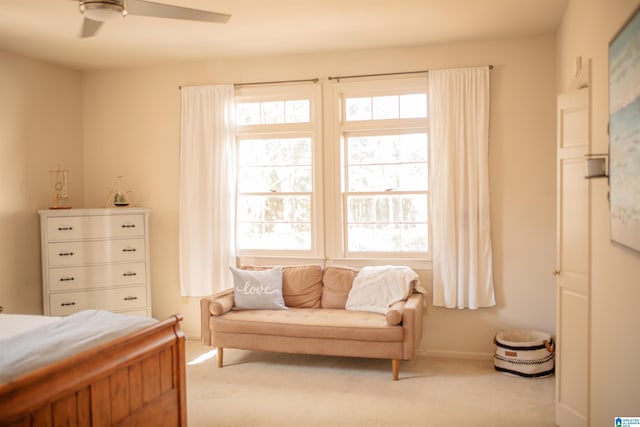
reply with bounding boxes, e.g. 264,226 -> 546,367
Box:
185,340 -> 555,427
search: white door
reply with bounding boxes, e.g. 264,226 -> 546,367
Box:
555,88 -> 590,426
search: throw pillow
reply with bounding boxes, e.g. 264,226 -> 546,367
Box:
230,266 -> 286,310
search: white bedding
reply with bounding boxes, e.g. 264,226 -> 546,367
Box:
0,313 -> 60,341
0,310 -> 156,384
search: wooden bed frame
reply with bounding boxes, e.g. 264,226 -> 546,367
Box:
0,314 -> 186,427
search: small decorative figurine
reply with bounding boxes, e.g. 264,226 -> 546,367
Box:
114,191 -> 129,206
104,176 -> 137,208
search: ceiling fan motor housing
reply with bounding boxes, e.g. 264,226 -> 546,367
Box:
80,0 -> 128,21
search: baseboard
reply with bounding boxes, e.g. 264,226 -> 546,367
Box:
186,336 -> 494,361
418,349 -> 494,361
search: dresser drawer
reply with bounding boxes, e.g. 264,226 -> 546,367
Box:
49,286 -> 148,316
48,238 -> 146,266
48,262 -> 147,292
46,214 -> 145,241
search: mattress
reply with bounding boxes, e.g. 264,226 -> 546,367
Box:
0,313 -> 60,341
0,310 -> 156,384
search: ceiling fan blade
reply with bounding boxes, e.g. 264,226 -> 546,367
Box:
126,0 -> 231,24
80,17 -> 103,38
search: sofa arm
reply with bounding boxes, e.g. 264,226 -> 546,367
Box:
200,288 -> 235,346
401,292 -> 424,360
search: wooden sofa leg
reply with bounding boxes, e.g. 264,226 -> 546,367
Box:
392,359 -> 399,381
217,347 -> 223,368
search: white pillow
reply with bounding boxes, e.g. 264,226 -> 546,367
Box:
229,266 -> 287,310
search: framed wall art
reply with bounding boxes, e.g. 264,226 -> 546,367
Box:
609,5 -> 640,252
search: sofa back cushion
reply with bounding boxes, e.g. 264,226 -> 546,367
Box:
282,265 -> 323,308
240,265 -> 323,308
321,266 -> 359,308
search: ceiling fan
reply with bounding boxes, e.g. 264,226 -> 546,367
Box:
74,0 -> 231,38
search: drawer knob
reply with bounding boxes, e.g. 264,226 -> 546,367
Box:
122,248 -> 137,252
59,277 -> 75,282
58,252 -> 75,257
123,272 -> 137,277
60,302 -> 76,307
121,224 -> 136,228
57,226 -> 74,231
124,296 -> 138,301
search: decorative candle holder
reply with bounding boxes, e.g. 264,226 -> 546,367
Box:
49,166 -> 71,209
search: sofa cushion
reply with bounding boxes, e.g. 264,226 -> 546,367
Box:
321,266 -> 359,309
211,308 -> 402,342
282,265 -> 323,308
230,266 -> 287,310
239,265 -> 323,308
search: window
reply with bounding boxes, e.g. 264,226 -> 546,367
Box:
235,84 -> 322,257
234,77 -> 429,266
332,78 -> 430,259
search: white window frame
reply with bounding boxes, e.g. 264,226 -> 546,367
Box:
327,77 -> 431,268
234,83 -> 324,263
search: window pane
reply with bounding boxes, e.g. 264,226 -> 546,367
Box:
239,165 -> 312,192
400,195 -> 429,222
261,101 -> 285,124
345,97 -> 372,121
239,138 -> 312,166
340,84 -> 429,257
398,164 -> 428,190
236,102 -> 260,125
285,99 -> 310,123
347,224 -> 428,252
372,96 -> 399,120
238,138 -> 312,192
237,194 -> 312,250
348,163 -> 428,192
238,222 -> 311,250
400,94 -> 427,118
347,134 -> 428,165
348,164 -> 393,192
235,85 -> 319,255
238,195 -> 311,223
398,133 -> 429,162
347,195 -> 428,224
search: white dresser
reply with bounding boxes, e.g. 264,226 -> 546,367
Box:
39,208 -> 152,317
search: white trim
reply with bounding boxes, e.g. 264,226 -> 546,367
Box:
329,77 -> 430,261
235,83 -> 323,258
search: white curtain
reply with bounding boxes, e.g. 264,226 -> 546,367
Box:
179,85 -> 236,297
429,67 -> 495,309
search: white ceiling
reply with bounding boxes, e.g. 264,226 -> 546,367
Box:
0,0 -> 568,71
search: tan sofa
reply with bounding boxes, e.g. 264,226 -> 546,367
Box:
200,265 -> 424,380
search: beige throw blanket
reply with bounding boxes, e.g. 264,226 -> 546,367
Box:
346,266 -> 425,315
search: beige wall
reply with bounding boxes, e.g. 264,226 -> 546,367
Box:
557,0 -> 640,423
0,50 -> 83,314
81,35 -> 558,356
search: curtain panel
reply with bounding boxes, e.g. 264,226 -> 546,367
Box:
429,67 -> 495,309
179,85 -> 236,297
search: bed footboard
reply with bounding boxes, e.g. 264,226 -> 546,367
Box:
0,314 -> 186,427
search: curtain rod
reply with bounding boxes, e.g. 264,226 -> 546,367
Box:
235,78 -> 319,87
327,65 -> 494,82
179,78 -> 319,90
179,65 -> 493,89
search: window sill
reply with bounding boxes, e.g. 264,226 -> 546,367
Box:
236,255 -> 431,272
